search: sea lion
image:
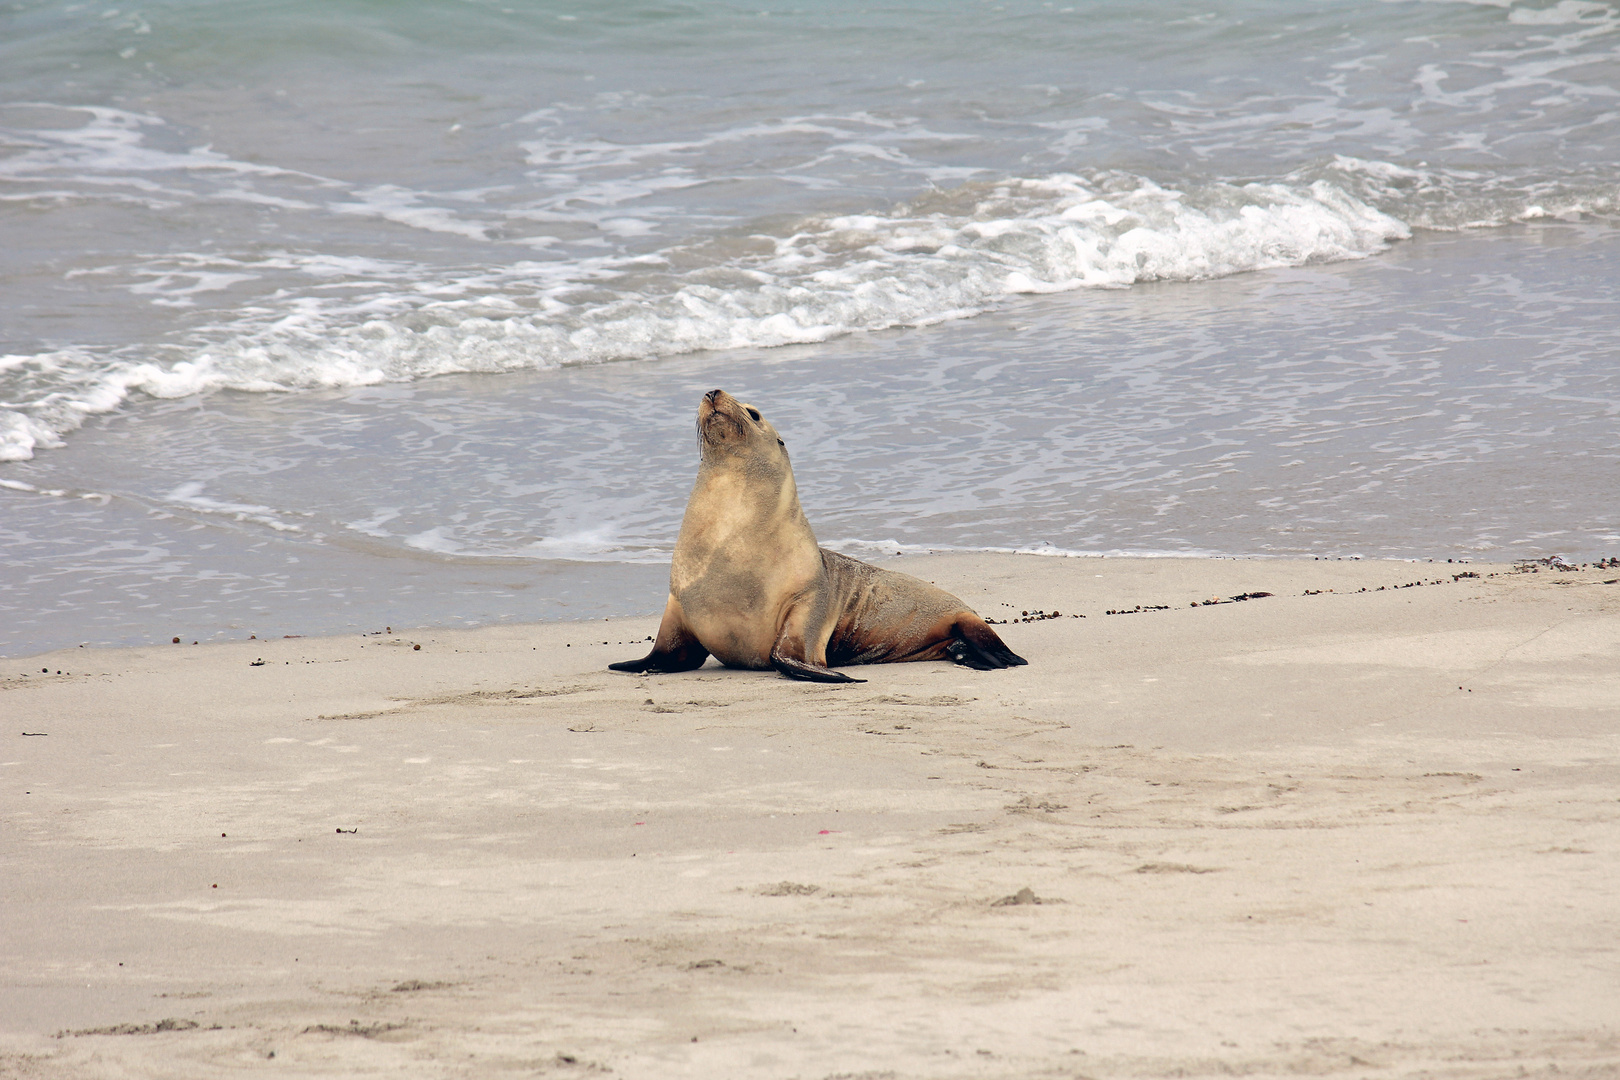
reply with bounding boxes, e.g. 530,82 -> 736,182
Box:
609,389 -> 1027,683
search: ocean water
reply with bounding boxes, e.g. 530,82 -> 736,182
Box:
2,0 -> 1618,656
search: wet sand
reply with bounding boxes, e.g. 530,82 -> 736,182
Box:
3,555 -> 1618,1079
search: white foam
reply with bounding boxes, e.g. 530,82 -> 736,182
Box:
0,476 -> 103,501
12,100 -> 1618,467
402,526 -> 462,555
0,169 -> 1421,461
0,104 -> 323,189
127,270 -> 259,307
164,481 -> 303,532
0,412 -> 66,462
1508,0 -> 1612,24
389,523 -> 670,563
1309,156 -> 1619,230
330,185 -> 492,240
827,538 -> 1232,561
523,526 -> 669,563
343,508 -> 403,539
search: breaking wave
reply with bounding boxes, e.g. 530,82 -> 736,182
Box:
2,167 -> 1419,461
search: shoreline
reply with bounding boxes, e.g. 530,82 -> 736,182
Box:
1,549 -> 1574,663
4,554 -> 1618,1078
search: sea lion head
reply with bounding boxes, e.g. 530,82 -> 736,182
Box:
696,389 -> 790,471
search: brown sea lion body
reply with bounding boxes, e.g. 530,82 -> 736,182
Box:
609,389 -> 1026,683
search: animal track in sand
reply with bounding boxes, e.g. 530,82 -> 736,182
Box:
320,684 -> 603,719
390,979 -> 455,992
56,1018 -> 209,1038
757,881 -> 820,896
991,886 -> 1048,906
302,1020 -> 408,1039
1007,796 -> 1069,814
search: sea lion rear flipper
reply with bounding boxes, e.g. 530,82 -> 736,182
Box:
946,615 -> 1028,670
609,596 -> 710,674
770,651 -> 866,683
769,607 -> 865,683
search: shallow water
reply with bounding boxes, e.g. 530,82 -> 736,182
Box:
6,223 -> 1617,655
3,0 -> 1618,655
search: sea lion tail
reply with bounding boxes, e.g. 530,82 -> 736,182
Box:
946,615 -> 1028,670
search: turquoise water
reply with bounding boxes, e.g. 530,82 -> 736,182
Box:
3,0 -> 1618,654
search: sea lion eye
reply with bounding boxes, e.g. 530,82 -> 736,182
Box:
745,407 -> 761,422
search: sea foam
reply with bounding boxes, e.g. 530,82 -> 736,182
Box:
0,171 -> 1409,461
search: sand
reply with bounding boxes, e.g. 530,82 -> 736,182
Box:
2,555 -> 1617,1079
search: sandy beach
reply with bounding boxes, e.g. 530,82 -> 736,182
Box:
3,554 -> 1617,1079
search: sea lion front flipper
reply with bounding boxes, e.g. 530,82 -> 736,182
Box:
609,595 -> 710,674
945,615 -> 1029,670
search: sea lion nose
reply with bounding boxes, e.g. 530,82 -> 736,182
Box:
704,389 -> 724,404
